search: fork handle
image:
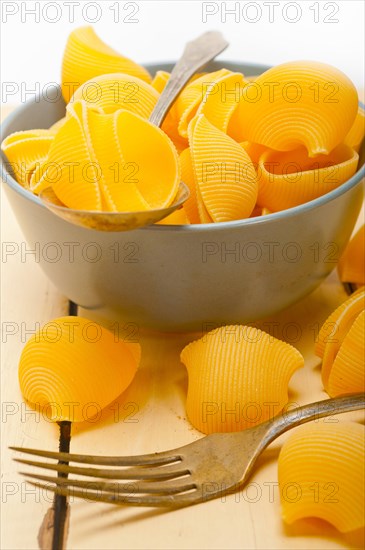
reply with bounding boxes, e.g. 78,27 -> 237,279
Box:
263,393 -> 365,445
149,31 -> 228,127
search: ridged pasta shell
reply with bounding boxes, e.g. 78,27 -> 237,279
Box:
180,325 -> 304,434
19,316 -> 140,423
179,147 -> 200,224
326,310 -> 365,396
41,100 -> 180,212
278,422 -> 365,532
61,26 -> 151,103
195,72 -> 246,133
257,144 -> 358,212
345,106 -> 365,152
71,73 -> 159,117
338,225 -> 365,285
315,287 -> 365,359
176,69 -> 231,140
49,117 -> 67,134
1,130 -> 54,188
240,141 -> 270,165
151,71 -> 170,93
236,61 -> 358,156
188,114 -> 258,222
315,288 -> 365,396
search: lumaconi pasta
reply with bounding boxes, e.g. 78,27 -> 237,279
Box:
188,114 -> 258,222
257,144 -> 359,212
315,288 -> 365,396
338,225 -> 365,286
151,70 -> 171,93
176,69 -> 232,141
18,316 -> 140,422
70,73 -> 159,117
278,422 -> 365,533
180,325 -> 304,434
34,100 -> 180,212
1,130 -> 54,188
234,61 -> 358,157
61,26 -> 151,103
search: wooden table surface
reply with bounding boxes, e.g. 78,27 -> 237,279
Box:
1,105 -> 364,550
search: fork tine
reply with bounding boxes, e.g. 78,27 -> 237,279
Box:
27,481 -> 203,507
22,472 -> 196,496
15,459 -> 189,481
10,446 -> 180,467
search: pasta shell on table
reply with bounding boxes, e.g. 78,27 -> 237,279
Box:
61,26 -> 151,103
1,130 -> 54,188
337,225 -> 365,286
70,73 -> 159,117
278,422 -> 365,533
344,105 -> 365,152
188,114 -> 258,222
257,144 -> 359,212
180,325 -> 304,434
325,310 -> 365,396
18,316 -> 141,423
235,61 -> 358,157
315,288 -> 365,396
315,286 -> 365,359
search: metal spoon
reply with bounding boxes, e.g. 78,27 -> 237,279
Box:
40,31 -> 229,231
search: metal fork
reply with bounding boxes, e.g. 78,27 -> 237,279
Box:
11,393 -> 364,508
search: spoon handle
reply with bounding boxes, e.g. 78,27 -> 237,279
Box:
149,31 -> 229,127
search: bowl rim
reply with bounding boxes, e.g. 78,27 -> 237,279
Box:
1,60 -> 364,233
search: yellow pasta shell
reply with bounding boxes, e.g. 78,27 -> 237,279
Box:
189,114 -> 258,222
41,100 -> 180,212
338,225 -> 365,285
195,72 -> 246,133
240,141 -> 270,165
61,26 -> 151,103
151,71 -> 170,93
70,73 -> 158,117
236,61 -> 358,156
157,208 -> 189,225
19,316 -> 140,423
257,144 -> 358,212
114,109 -> 180,209
345,106 -> 365,152
179,147 -> 200,224
49,117 -> 67,134
315,287 -> 365,359
278,422 -> 365,532
180,325 -> 304,434
326,310 -> 365,396
1,130 -> 54,188
176,69 -> 231,140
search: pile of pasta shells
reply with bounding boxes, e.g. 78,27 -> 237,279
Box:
2,26 -> 364,223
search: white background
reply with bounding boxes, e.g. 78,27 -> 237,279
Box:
1,0 -> 364,104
